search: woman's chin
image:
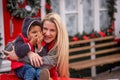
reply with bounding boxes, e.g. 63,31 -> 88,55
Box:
44,39 -> 51,43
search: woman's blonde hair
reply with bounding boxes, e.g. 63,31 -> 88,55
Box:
42,13 -> 69,77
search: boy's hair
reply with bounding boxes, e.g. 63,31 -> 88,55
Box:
29,21 -> 43,32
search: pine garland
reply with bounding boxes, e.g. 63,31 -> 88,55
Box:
0,33 -> 2,57
107,0 -> 117,26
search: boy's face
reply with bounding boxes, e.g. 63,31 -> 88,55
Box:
28,25 -> 42,40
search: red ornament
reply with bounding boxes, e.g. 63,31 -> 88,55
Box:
98,31 -> 106,37
107,29 -> 113,33
83,35 -> 89,40
45,3 -> 51,10
90,33 -> 96,38
72,36 -> 79,41
111,21 -> 114,30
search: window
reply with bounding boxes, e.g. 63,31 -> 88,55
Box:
51,0 -> 79,36
65,0 -> 78,36
51,0 -> 110,36
99,0 -> 110,31
83,0 -> 94,35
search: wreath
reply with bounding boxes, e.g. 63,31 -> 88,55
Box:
6,0 -> 41,18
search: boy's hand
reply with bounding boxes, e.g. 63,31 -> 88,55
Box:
37,32 -> 43,43
37,32 -> 43,50
30,35 -> 38,46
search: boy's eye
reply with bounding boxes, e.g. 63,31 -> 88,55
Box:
32,31 -> 37,34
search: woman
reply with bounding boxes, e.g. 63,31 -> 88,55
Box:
3,13 -> 69,79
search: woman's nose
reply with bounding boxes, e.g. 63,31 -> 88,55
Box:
45,30 -> 50,35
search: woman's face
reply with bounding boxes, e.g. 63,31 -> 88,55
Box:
43,20 -> 57,43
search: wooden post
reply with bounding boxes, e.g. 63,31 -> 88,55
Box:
90,41 -> 96,77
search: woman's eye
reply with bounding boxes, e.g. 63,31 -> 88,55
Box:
43,27 -> 47,30
50,29 -> 55,32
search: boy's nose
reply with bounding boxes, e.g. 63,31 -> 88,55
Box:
35,34 -> 37,37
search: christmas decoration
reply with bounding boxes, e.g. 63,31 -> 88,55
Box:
98,31 -> 106,37
0,33 -> 3,58
107,0 -> 117,24
45,0 -> 52,14
0,33 -> 2,47
72,36 -> 79,41
82,35 -> 89,40
90,33 -> 96,38
69,0 -> 117,42
6,0 -> 41,18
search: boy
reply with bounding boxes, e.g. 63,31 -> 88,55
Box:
6,17 -> 50,80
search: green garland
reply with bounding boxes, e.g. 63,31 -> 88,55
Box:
6,0 -> 41,18
0,33 -> 2,57
107,0 -> 117,26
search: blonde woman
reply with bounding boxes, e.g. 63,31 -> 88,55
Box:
41,12 -> 69,78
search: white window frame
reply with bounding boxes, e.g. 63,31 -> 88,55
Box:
41,0 -> 46,19
94,0 -> 100,32
59,0 -> 84,34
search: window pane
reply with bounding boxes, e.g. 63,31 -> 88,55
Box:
66,14 -> 78,36
100,11 -> 110,31
83,0 -> 94,34
51,0 -> 60,14
99,0 -> 107,8
65,0 -> 77,11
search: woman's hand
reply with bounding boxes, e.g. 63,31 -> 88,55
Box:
2,46 -> 19,61
27,51 -> 43,67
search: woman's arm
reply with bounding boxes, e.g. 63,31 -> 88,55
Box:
39,49 -> 58,69
27,51 -> 43,67
3,46 -> 43,68
3,46 -> 19,61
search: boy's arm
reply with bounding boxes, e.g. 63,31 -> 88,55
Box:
15,36 -> 32,58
